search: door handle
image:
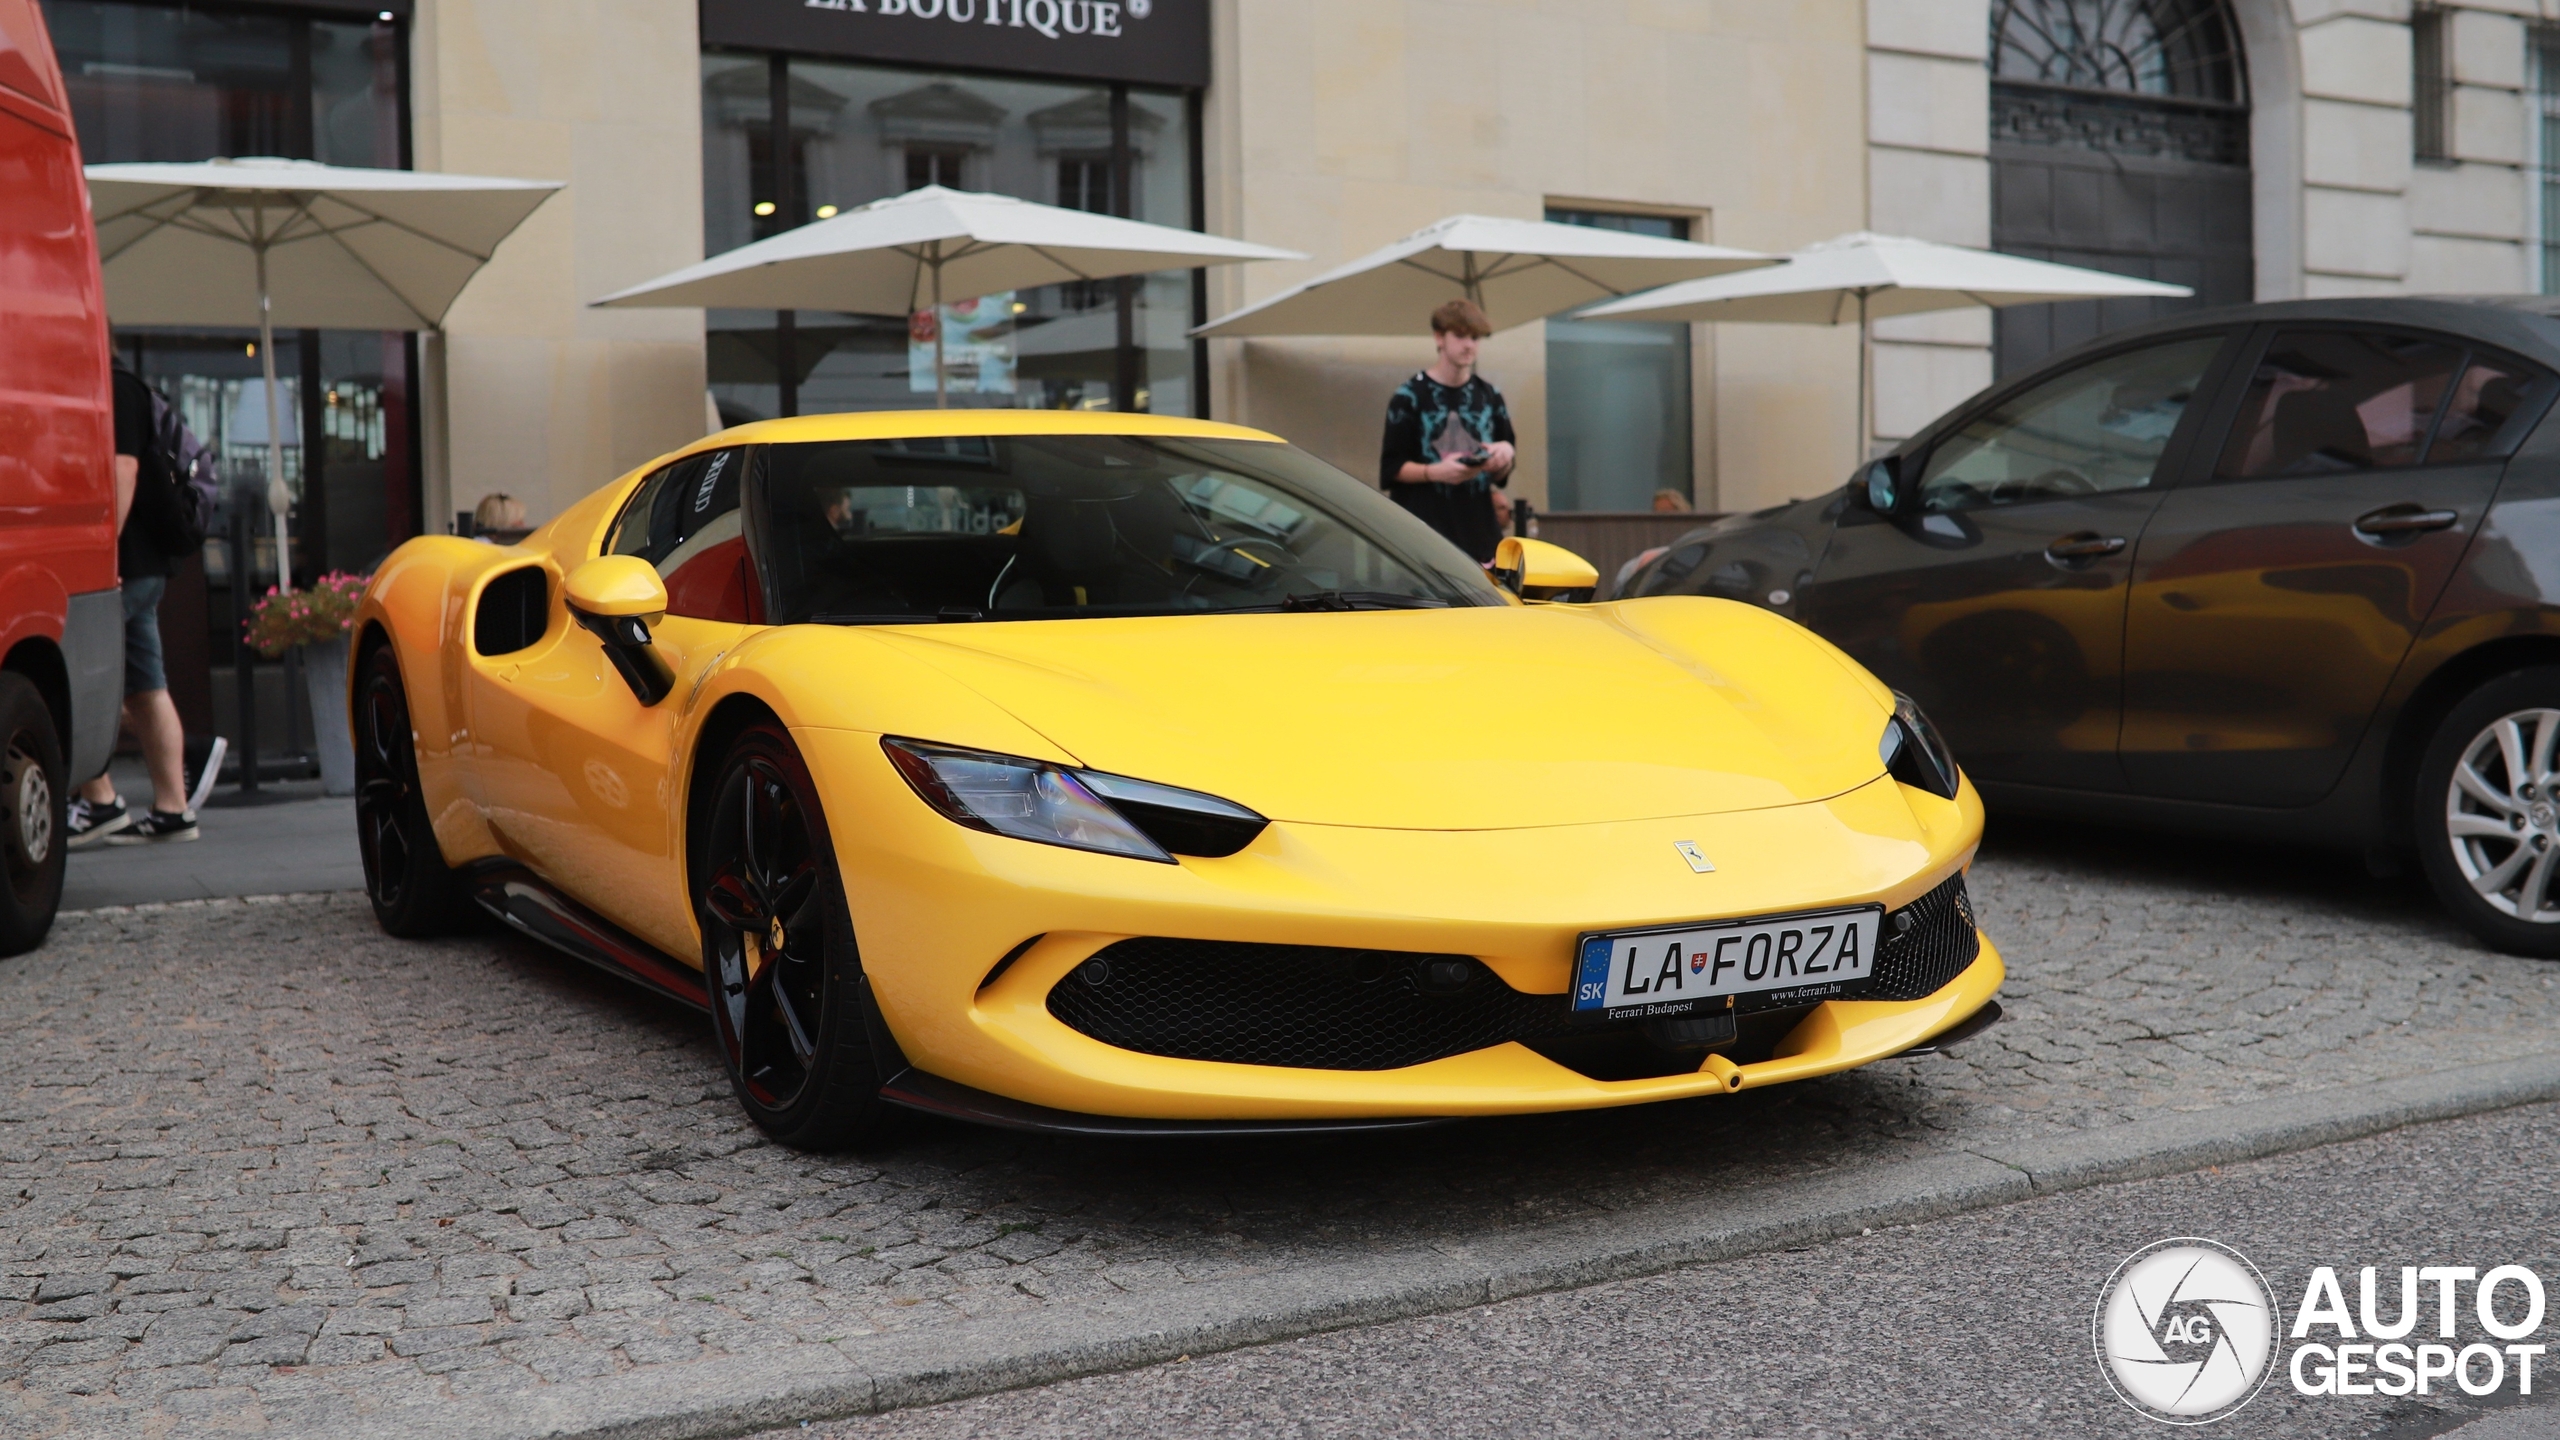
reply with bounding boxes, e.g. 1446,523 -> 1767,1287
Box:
2353,506 -> 2458,538
2044,533 -> 2127,563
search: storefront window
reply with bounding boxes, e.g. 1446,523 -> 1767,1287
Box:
701,52 -> 1198,420
45,0 -> 414,748
1543,209 -> 1695,511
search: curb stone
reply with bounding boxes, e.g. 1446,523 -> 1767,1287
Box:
201,1048 -> 2560,1440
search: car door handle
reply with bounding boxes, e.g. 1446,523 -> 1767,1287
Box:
2044,533 -> 2127,562
2353,506 -> 2458,537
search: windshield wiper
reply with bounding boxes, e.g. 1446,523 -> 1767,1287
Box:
1250,590 -> 1451,613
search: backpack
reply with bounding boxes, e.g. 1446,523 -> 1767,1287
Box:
135,379 -> 219,559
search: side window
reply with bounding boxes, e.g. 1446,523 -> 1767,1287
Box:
2215,330 -> 2465,478
2430,355 -> 2559,464
1918,335 -> 2225,513
473,566 -> 549,657
606,448 -> 762,623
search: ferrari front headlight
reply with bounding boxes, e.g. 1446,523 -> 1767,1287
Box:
1879,692 -> 1960,800
881,738 -> 1269,862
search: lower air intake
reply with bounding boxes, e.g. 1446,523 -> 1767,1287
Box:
1865,872 -> 1982,1001
1045,938 -> 1580,1071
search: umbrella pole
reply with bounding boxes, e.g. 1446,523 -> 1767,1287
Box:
1855,289 -> 1870,466
932,257 -> 948,410
255,238 -> 290,594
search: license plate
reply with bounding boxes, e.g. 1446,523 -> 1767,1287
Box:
1570,904 -> 1885,1022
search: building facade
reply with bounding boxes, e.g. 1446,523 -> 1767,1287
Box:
46,0 -> 2560,557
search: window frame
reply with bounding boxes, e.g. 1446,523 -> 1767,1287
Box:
1901,326 -> 2243,514
2195,323 -> 2560,484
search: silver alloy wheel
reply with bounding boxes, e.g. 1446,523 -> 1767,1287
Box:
8,740 -> 49,868
2447,706 -> 2560,922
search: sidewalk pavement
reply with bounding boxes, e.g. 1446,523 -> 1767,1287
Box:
61,761 -> 361,911
4,820 -> 2558,1437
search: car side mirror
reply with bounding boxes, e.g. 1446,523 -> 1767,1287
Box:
1492,536 -> 1600,603
1858,457 -> 1909,516
565,556 -> 673,704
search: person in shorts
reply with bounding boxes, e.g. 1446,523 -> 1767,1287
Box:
67,365 -> 198,846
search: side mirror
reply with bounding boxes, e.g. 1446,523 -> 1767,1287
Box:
1859,457 -> 1909,516
1492,536 -> 1600,603
565,556 -> 673,704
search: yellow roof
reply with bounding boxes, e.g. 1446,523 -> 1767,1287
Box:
687,409 -> 1283,456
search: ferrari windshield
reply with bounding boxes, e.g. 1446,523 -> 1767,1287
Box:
753,434 -> 1504,623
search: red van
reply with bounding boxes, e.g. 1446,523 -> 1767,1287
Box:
0,0 -> 122,953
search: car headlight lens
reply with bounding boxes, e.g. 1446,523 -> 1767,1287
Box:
1879,692 -> 1960,800
881,738 -> 1267,862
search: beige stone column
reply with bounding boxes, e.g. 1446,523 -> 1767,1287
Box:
409,0 -> 710,533
1864,0 -> 1994,456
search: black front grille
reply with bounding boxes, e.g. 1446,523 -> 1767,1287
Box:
1046,939 -> 1581,1071
1867,872 -> 1982,1000
1046,877 -> 1984,1073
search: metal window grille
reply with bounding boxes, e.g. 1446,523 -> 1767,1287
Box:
2540,24 -> 2560,294
2414,6 -> 2451,164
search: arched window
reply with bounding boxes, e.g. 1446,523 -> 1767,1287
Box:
1987,0 -> 2254,376
1991,0 -> 2245,103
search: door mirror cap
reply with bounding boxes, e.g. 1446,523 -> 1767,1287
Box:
1859,457 -> 1907,516
564,556 -> 668,622
1493,536 -> 1601,602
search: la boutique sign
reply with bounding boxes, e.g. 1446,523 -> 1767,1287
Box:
702,0 -> 1206,88
807,0 -> 1141,43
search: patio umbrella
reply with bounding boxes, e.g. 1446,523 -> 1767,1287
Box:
1575,231 -> 2193,457
1190,214 -> 1776,338
86,156 -> 563,589
592,185 -> 1304,406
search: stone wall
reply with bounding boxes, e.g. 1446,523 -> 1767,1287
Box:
409,0 -> 712,534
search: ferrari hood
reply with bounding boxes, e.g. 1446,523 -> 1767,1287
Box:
864,598 -> 1895,831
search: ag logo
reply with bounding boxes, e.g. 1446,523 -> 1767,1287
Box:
2095,1238 -> 2279,1424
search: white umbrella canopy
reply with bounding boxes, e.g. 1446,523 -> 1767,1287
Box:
86,156 -> 563,589
1576,231 -> 2193,455
594,185 -> 1302,404
87,157 -> 563,330
1191,214 -> 1777,338
1574,230 -> 2193,325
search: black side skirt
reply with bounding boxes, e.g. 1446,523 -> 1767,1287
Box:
877,1068 -> 1453,1139
463,860 -> 710,1014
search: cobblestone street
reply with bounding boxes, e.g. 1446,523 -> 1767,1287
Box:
3,821 -> 2555,1437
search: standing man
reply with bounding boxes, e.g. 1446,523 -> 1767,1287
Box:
1380,299 -> 1518,564
66,363 -> 199,846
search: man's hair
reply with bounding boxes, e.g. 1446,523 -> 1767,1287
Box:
1430,298 -> 1493,338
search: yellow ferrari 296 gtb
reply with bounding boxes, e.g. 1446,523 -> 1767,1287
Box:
352,411 -> 2003,1147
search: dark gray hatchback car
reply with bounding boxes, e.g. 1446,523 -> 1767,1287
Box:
1618,297 -> 2560,954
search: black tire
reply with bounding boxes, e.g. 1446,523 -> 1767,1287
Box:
0,672 -> 66,956
354,643 -> 465,937
2417,665 -> 2560,957
697,722 -> 902,1150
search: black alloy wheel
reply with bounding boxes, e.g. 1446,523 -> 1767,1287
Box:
2418,666 -> 2560,958
0,672 -> 66,956
698,722 -> 900,1150
355,643 -> 464,937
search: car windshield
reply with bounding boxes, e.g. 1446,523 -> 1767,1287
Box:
753,434 -> 1505,623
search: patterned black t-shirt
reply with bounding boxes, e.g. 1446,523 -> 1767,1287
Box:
1378,371 -> 1515,563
